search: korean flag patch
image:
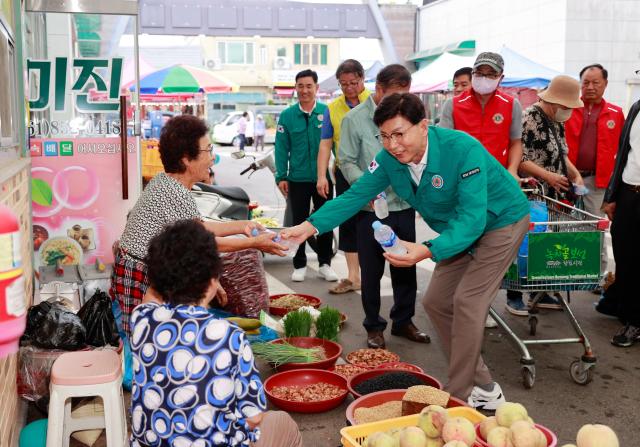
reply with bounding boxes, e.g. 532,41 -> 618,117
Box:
368,159 -> 379,173
277,124 -> 284,133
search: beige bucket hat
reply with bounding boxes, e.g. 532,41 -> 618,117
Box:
539,75 -> 583,108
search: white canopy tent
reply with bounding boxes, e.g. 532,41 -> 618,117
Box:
410,53 -> 476,93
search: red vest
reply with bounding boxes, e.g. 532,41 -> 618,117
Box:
452,89 -> 515,167
565,99 -> 625,188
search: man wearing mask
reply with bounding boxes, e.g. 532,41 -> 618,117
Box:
439,52 -> 524,317
338,64 -> 430,349
317,59 -> 371,294
565,64 -> 624,218
275,70 -> 337,283
452,67 -> 473,96
438,52 -> 523,180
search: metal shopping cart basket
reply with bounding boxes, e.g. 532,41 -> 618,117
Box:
489,189 -> 610,389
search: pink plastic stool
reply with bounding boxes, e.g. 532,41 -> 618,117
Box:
46,350 -> 125,447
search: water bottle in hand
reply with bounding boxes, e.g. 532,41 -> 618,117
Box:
372,220 -> 407,255
373,192 -> 389,219
251,228 -> 298,257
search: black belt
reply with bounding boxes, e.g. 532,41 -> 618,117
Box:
623,182 -> 640,193
579,170 -> 596,177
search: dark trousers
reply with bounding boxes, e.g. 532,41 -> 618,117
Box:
289,180 -> 334,269
335,168 -> 358,253
605,184 -> 640,326
238,133 -> 246,150
356,208 -> 417,332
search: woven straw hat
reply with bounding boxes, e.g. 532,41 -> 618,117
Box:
539,75 -> 583,108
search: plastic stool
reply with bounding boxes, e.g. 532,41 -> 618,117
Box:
46,350 -> 126,447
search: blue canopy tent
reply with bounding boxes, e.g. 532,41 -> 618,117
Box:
500,46 -> 562,89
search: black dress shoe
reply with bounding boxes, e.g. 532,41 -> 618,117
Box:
391,323 -> 431,344
366,330 -> 385,349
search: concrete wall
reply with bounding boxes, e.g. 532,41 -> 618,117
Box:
416,0 -> 640,109
564,0 -> 640,110
380,3 -> 418,69
416,0 -> 567,70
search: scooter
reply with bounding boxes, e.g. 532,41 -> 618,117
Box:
191,181 -> 256,221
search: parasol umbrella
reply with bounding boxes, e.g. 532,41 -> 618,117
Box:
129,64 -> 238,94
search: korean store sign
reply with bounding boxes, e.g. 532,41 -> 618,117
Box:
27,57 -> 123,112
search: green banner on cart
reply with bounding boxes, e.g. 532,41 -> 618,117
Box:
527,231 -> 601,280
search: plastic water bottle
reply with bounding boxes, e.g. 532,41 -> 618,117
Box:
573,184 -> 589,196
251,228 -> 299,257
373,192 -> 389,219
371,221 -> 407,255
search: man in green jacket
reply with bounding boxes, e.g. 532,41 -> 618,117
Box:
339,64 -> 429,349
282,93 -> 530,407
275,69 -> 338,283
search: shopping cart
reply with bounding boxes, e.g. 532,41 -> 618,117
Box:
489,188 -> 610,389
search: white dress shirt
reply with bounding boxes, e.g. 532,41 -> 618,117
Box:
622,113 -> 640,185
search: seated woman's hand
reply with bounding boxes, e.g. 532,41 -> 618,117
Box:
383,240 -> 432,267
214,283 -> 228,307
244,221 -> 265,237
253,231 -> 287,256
280,221 -> 316,244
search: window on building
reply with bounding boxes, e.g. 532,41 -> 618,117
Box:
217,41 -> 255,65
293,43 -> 328,66
277,47 -> 286,57
259,45 -> 267,65
0,30 -> 19,149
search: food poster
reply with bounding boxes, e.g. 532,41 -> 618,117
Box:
30,137 -> 139,267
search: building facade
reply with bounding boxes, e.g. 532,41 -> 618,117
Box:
416,0 -> 640,110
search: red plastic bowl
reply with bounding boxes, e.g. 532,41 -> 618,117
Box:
345,348 -> 400,368
345,389 -> 467,425
268,293 -> 322,317
263,368 -> 349,413
347,369 -> 443,398
375,362 -> 424,373
269,337 -> 342,371
475,422 -> 558,447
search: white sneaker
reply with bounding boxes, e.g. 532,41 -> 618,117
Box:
467,382 -> 506,411
484,315 -> 498,328
318,264 -> 339,282
291,267 -> 306,282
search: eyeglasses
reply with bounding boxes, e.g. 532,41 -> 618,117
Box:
199,144 -> 213,154
376,123 -> 418,145
338,79 -> 362,89
472,70 -> 501,80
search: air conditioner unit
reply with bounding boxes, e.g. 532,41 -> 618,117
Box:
205,58 -> 222,70
272,56 -> 291,70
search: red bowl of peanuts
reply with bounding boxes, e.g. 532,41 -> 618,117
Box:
263,369 -> 349,413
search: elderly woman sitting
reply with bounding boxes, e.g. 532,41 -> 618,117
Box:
111,115 -> 285,336
131,220 -> 302,447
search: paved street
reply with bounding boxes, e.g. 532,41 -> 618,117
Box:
212,145 -> 639,447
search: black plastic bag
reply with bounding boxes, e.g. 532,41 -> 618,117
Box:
22,301 -> 86,350
77,289 -> 120,347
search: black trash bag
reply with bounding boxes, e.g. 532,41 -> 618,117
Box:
21,301 -> 53,345
23,302 -> 86,350
77,289 -> 120,347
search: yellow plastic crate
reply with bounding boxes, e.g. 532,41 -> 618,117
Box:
340,407 -> 485,447
141,139 -> 163,180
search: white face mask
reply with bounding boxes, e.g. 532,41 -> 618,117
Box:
472,76 -> 500,95
554,107 -> 573,122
